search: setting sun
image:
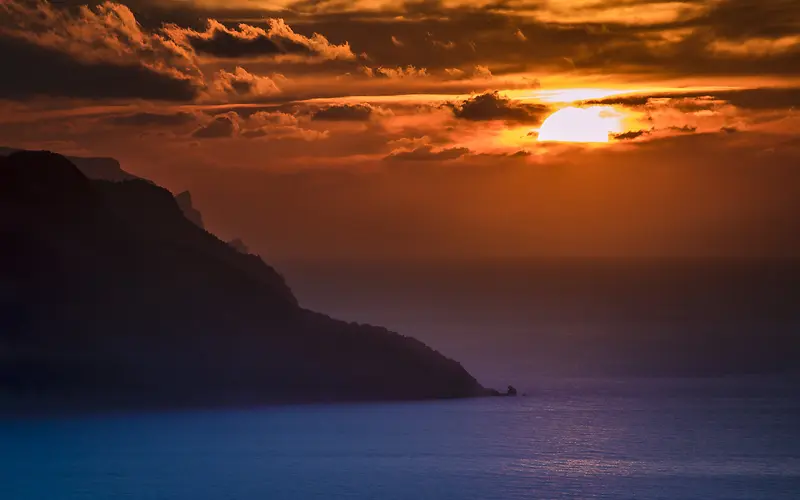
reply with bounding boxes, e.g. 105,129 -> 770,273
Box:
537,106 -> 624,143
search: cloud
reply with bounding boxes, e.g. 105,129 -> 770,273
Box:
714,87 -> 800,110
709,35 -> 800,57
442,65 -> 493,80
241,126 -> 329,141
361,66 -> 429,78
311,104 -> 374,121
167,18 -> 355,61
444,68 -> 466,79
451,92 -> 549,123
472,65 -> 492,79
0,36 -> 198,100
694,0 -> 800,41
431,40 -> 456,50
192,114 -> 239,138
212,67 -> 281,97
475,150 -> 532,159
249,111 -> 299,127
668,125 -> 698,133
185,109 -> 328,141
385,145 -> 471,161
587,87 -> 800,111
7,0 -> 796,109
0,1 -> 201,100
239,110 -> 327,140
613,130 -> 650,141
242,1 -> 800,78
107,112 -> 198,127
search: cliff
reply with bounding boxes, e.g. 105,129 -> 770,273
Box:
0,150 -> 488,410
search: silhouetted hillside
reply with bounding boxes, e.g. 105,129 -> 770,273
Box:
1,148 -> 214,241
0,146 -> 139,182
0,151 -> 488,410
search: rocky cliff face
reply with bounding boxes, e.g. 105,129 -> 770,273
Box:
0,150 -> 488,410
174,190 -> 205,229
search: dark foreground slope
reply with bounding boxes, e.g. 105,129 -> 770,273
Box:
0,151 -> 488,410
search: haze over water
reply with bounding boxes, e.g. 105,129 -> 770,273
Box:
2,379 -> 798,500
281,258 -> 800,388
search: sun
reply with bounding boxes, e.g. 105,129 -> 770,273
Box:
537,106 -> 623,143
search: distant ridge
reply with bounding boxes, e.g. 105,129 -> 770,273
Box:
0,150 -> 490,411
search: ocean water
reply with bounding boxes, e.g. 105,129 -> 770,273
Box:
1,380 -> 798,500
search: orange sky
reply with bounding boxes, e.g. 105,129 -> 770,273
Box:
1,0 -> 799,260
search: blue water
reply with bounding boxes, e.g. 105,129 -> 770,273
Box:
1,380 -> 798,500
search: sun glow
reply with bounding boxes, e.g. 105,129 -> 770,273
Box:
530,88 -> 630,103
537,106 -> 624,143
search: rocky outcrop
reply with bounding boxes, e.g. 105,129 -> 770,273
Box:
174,190 -> 205,229
228,238 -> 250,254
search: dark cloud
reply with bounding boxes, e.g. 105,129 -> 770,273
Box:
613,130 -> 650,140
471,150 -> 533,159
311,104 -> 374,121
184,110 -> 324,141
32,0 -> 800,82
192,115 -> 238,138
587,87 -> 800,111
451,92 -> 549,123
0,35 -> 198,101
240,126 -> 328,141
668,125 -> 698,133
166,19 -> 355,61
212,67 -> 280,97
669,98 -> 721,113
721,126 -> 740,134
4,0 -> 797,111
107,112 -> 198,127
689,0 -> 800,40
241,129 -> 271,138
585,95 -> 657,107
276,0 -> 800,77
568,0 -> 800,76
361,66 -> 429,78
185,24 -> 308,58
0,2 -> 357,104
715,87 -> 800,110
385,145 -> 471,161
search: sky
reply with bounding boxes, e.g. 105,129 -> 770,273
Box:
1,0 -> 799,261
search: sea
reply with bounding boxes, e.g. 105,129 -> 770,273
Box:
1,378 -> 798,500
